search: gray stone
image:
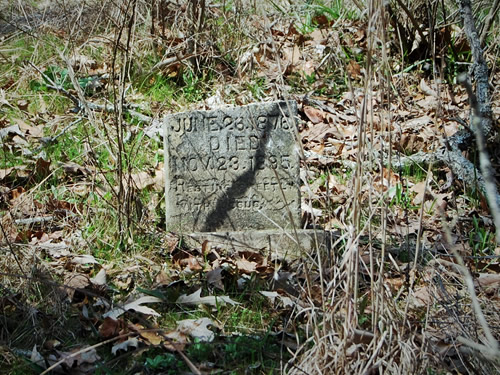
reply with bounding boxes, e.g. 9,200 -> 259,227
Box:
164,101 -> 301,232
184,229 -> 333,260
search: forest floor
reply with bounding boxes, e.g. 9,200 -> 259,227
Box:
0,1 -> 499,374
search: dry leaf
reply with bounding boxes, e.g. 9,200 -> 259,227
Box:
13,118 -> 43,138
91,268 -> 107,286
104,296 -> 162,319
303,61 -> 315,76
419,79 -> 438,97
177,318 -> 216,342
410,286 -> 433,307
0,124 -> 23,140
176,288 -> 239,306
415,96 -> 437,110
385,277 -> 405,292
34,158 -> 51,179
72,254 -> 98,265
111,338 -> 139,355
139,330 -> 163,345
162,329 -> 189,351
405,115 -> 433,131
475,274 -> 500,290
153,162 -> 165,190
309,29 -> 324,44
282,45 -> 302,67
187,256 -> 203,271
301,202 -> 323,217
0,213 -> 17,244
62,162 -> 92,176
260,291 -> 298,309
260,291 -> 279,304
64,274 -> 90,302
39,242 -> 71,258
99,317 -> 125,338
347,60 -> 361,78
154,270 -> 172,286
0,167 -> 13,180
236,257 -> 257,273
54,346 -> 100,369
30,345 -> 45,367
302,122 -> 335,142
130,171 -> 155,190
206,267 -> 224,290
303,106 -> 326,124
16,99 -> 28,110
0,88 -> 12,107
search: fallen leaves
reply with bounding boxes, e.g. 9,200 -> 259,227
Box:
100,315 -> 217,356
176,288 -> 239,306
177,318 -> 217,342
104,296 -> 162,319
99,317 -> 126,338
474,273 -> 500,292
30,344 -> 100,374
111,337 -> 139,355
1,7 -> 498,375
64,273 -> 91,302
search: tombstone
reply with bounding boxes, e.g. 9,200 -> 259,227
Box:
163,101 -> 329,258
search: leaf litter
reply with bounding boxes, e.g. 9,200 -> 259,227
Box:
0,2 -> 499,375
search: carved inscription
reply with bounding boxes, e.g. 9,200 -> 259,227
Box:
164,101 -> 301,232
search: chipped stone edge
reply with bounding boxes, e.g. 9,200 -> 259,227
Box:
183,229 -> 333,260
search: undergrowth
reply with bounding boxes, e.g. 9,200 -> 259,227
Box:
1,0 -> 499,374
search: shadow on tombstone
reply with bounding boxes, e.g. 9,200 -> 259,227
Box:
163,101 -> 330,259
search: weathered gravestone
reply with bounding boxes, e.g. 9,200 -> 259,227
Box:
164,101 -> 329,257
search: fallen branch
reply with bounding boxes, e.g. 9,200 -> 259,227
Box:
459,73 -> 500,243
457,0 -> 499,241
28,61 -> 152,123
458,0 -> 493,137
396,0 -> 500,229
14,216 -> 55,225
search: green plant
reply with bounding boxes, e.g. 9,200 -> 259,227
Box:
181,69 -> 205,102
187,339 -> 215,362
389,183 -> 417,210
141,74 -> 175,102
443,41 -> 472,85
226,307 -> 271,332
4,357 -> 41,375
222,334 -> 285,372
30,65 -> 97,94
469,216 -> 495,258
248,77 -> 267,100
357,294 -> 371,327
145,353 -> 186,373
305,72 -> 317,85
295,0 -> 357,34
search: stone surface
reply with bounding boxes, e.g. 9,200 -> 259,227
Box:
185,229 -> 333,260
164,101 -> 301,232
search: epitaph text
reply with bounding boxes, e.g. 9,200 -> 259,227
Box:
164,101 -> 301,232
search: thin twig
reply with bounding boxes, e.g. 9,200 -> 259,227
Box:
39,334 -> 133,375
27,61 -> 80,109
0,219 -> 27,278
33,117 -> 83,153
479,0 -> 500,46
451,249 -> 500,358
